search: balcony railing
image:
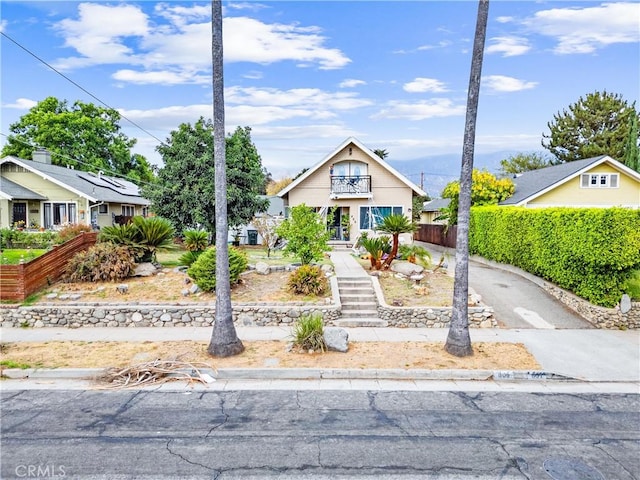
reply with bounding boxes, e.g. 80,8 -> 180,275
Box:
330,175 -> 371,196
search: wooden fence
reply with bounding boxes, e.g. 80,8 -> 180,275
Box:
0,232 -> 97,302
415,224 -> 457,248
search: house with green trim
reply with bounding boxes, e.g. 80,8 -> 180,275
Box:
0,149 -> 150,230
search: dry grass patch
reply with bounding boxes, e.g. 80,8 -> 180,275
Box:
0,340 -> 540,371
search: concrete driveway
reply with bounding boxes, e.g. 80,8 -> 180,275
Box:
416,242 -> 594,329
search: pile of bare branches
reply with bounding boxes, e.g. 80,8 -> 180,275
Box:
95,359 -> 216,389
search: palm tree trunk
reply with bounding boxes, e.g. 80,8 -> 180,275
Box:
208,0 -> 244,357
445,0 -> 489,357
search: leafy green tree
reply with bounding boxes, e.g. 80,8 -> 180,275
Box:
623,113 -> 640,172
376,214 -> 417,268
445,0 -> 489,358
542,91 -> 640,168
144,120 -> 268,234
1,96 -> 154,183
276,204 -> 330,265
499,152 -> 550,175
440,169 -> 514,225
412,195 -> 430,222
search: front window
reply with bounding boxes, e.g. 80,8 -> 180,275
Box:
98,204 -> 108,214
359,206 -> 403,230
43,202 -> 77,228
121,205 -> 135,216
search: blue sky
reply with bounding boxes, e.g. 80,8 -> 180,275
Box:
1,1 -> 639,195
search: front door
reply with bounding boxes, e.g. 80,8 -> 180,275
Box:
12,203 -> 27,227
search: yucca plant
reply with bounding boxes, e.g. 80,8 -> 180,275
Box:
291,312 -> 326,352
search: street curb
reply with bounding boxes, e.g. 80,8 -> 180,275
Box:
1,367 -> 579,382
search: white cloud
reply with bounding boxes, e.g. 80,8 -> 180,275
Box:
339,79 -> 366,88
225,86 -> 372,111
51,3 -> 350,81
54,3 -> 149,69
525,2 -> 640,54
112,69 -> 209,85
486,36 -> 531,57
0,20 -> 7,33
496,16 -> 514,24
483,75 -> 538,93
3,98 -> 38,109
244,71 -> 264,80
224,16 -> 350,69
373,99 -> 465,120
403,78 -> 449,93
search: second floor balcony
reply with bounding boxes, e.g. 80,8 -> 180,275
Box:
330,175 -> 372,198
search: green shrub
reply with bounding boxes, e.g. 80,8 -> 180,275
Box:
187,247 -> 248,292
57,224 -> 93,244
178,250 -> 203,267
287,265 -> 328,295
276,204 -> 330,264
469,206 -> 640,307
399,244 -> 432,267
360,235 -> 391,270
63,243 -> 136,282
624,270 -> 640,301
291,312 -> 326,352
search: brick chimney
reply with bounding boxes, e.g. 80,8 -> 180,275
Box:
32,148 -> 52,164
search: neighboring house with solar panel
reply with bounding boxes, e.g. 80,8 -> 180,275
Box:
499,155 -> 640,209
277,137 -> 427,243
0,149 -> 150,230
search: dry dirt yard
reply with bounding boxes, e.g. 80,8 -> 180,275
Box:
37,265 -> 454,306
1,261 -> 540,372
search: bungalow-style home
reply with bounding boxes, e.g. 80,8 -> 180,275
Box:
0,149 -> 150,230
277,137 -> 427,242
499,155 -> 640,208
420,198 -> 451,224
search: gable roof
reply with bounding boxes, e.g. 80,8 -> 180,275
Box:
0,177 -> 47,200
0,156 -> 150,205
422,198 -> 450,211
500,155 -> 640,206
277,137 -> 427,197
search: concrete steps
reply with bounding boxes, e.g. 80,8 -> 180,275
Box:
336,276 -> 387,328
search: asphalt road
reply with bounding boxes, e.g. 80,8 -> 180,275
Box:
2,389 -> 638,479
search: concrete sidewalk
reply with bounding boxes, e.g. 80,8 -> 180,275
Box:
1,326 -> 638,386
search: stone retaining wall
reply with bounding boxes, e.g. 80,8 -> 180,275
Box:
542,285 -> 640,329
378,305 -> 496,328
0,303 -> 340,328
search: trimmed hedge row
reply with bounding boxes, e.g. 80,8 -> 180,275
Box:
469,207 -> 640,307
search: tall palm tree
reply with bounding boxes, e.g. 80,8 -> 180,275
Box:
377,214 -> 417,268
208,0 -> 244,357
445,0 -> 489,357
373,148 -> 389,159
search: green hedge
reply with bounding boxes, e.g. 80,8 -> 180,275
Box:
469,207 -> 640,307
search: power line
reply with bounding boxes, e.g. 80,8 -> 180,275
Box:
0,31 -> 166,146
